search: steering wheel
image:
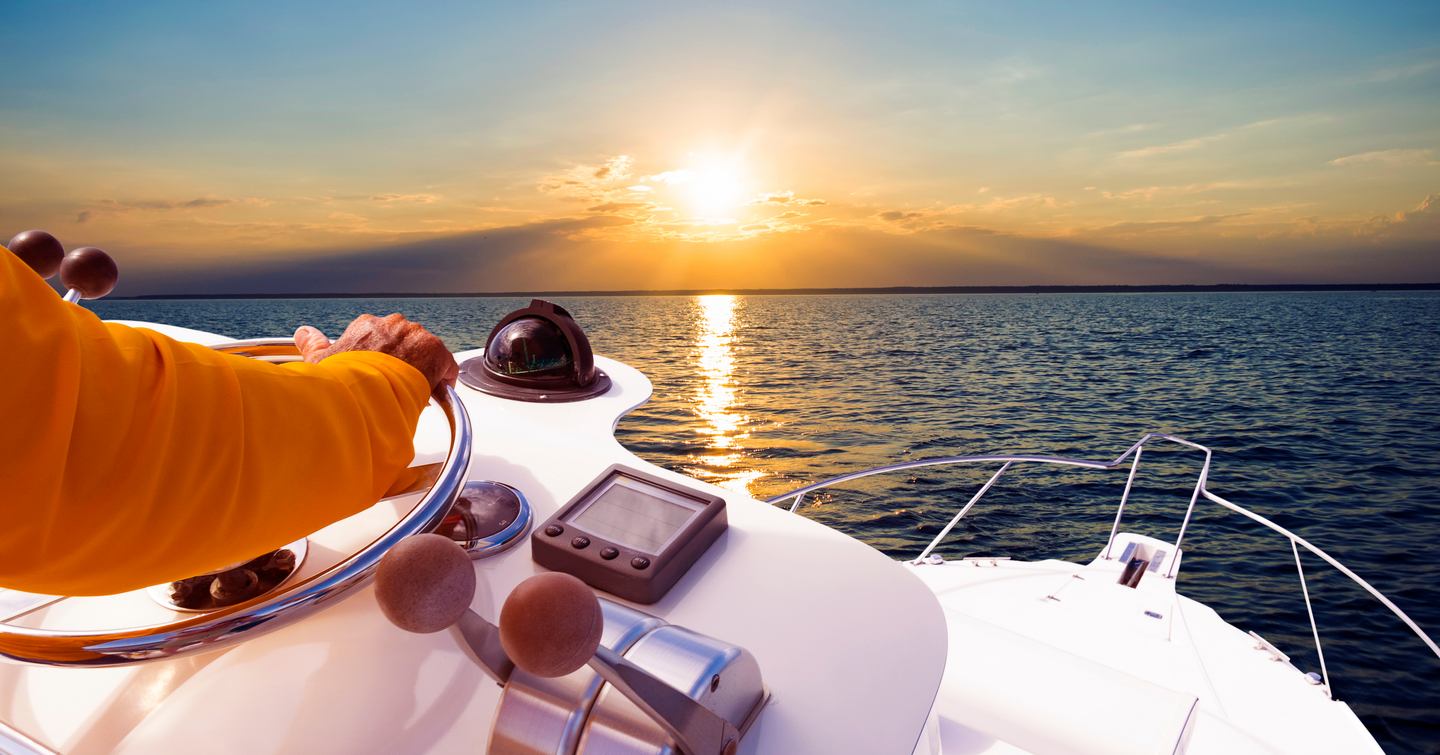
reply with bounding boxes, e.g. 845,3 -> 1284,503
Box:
0,338 -> 472,667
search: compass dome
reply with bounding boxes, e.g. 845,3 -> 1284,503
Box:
459,300 -> 611,402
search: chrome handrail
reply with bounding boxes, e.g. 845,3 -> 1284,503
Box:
0,718 -> 56,755
766,432 -> 1440,696
0,339 -> 472,666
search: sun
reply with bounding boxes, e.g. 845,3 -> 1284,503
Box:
678,154 -> 748,222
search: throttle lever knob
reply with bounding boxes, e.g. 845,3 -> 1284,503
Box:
499,571 -> 603,678
375,533 -> 476,633
59,246 -> 118,300
6,230 -> 65,279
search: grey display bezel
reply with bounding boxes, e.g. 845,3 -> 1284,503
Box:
531,464 -> 729,604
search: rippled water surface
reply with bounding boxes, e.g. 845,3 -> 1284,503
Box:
91,292 -> 1440,752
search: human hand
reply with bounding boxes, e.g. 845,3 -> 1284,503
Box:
295,314 -> 459,395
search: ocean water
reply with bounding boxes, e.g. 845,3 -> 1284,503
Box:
90,292 -> 1440,752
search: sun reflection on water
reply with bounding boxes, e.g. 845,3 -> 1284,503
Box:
691,295 -> 762,495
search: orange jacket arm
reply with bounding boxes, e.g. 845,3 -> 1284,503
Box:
0,248 -> 432,596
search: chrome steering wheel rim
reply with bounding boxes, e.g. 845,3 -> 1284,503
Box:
0,338 -> 472,666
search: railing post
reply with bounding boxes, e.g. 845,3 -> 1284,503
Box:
1292,539 -> 1332,698
1104,446 -> 1144,559
788,492 -> 806,514
1168,450 -> 1211,578
914,462 -> 1013,563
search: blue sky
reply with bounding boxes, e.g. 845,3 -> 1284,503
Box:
2,1 -> 1437,293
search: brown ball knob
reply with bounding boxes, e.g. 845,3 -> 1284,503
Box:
59,247 -> 118,299
7,230 -> 65,279
499,572 -> 603,678
375,534 -> 476,634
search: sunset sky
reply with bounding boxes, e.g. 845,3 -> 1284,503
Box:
2,1 -> 1438,294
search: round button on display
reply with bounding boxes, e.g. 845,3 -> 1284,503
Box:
544,524 -> 564,537
571,536 -> 591,549
630,556 -> 650,570
599,547 -> 619,560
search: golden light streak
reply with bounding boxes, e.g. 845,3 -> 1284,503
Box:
689,295 -> 761,494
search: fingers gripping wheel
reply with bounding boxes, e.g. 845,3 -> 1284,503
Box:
0,339 -> 472,666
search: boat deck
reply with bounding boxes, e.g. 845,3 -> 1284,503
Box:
909,537 -> 1381,754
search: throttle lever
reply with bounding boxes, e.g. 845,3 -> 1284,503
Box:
377,536 -> 741,754
375,533 -> 513,684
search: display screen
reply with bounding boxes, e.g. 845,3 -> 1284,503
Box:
568,476 -> 703,554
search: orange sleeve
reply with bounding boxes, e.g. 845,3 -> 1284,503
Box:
0,247 -> 432,596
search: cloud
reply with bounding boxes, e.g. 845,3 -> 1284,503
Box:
1360,60 -> 1440,83
370,193 -> 441,204
135,216 -> 633,296
586,201 -> 650,213
1329,149 -> 1438,168
538,155 -> 635,199
593,155 -> 633,180
972,193 -> 1066,211
1118,116 -> 1325,159
753,191 -> 826,206
647,169 -> 693,185
1086,123 -> 1157,138
878,210 -> 926,223
70,195 -> 262,223
1359,193 -> 1440,238
1093,213 -> 1250,236
103,193 -> 1440,296
108,197 -> 237,210
1097,178 -> 1298,202
1119,133 -> 1228,159
128,215 -> 1250,295
181,197 -> 234,208
1102,186 -> 1162,201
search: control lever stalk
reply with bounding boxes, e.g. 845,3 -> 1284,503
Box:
588,645 -> 739,755
453,609 -> 514,685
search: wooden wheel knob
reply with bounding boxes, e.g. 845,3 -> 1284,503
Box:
6,230 -> 65,279
59,247 -> 118,299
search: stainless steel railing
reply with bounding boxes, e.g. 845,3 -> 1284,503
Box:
765,433 -> 1440,698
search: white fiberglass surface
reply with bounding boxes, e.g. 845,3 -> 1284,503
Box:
912,555 -> 1381,754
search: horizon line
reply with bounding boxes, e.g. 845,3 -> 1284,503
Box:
106,282 -> 1440,300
